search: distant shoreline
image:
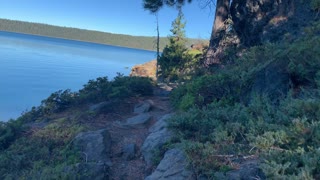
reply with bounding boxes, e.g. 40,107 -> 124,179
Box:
0,18 -> 167,51
0,18 -> 206,52
0,30 -> 157,53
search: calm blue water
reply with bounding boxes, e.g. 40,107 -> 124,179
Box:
0,31 -> 156,121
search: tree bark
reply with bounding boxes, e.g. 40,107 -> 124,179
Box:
212,0 -> 230,39
205,0 -> 231,65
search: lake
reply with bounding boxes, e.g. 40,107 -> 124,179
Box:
0,31 -> 156,121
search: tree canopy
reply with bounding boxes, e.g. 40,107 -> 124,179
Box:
143,0 -> 231,64
143,0 -> 192,13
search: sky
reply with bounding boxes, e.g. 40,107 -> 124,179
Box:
0,0 -> 215,39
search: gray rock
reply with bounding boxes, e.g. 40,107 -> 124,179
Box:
226,160 -> 265,180
142,114 -> 173,166
149,114 -> 172,133
134,101 -> 152,114
73,129 -> 111,165
122,114 -> 153,128
122,143 -> 137,161
89,101 -> 111,112
145,148 -> 194,180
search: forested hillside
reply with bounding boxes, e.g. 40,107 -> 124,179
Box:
0,18 -> 200,51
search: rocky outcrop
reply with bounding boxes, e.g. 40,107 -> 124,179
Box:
145,148 -> 194,180
130,59 -> 157,81
142,114 -> 173,166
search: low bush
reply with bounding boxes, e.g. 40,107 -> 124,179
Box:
311,0 -> 320,11
78,74 -> 153,103
17,75 -> 155,117
41,89 -> 77,114
170,73 -> 242,110
110,75 -> 153,98
0,120 -> 23,151
169,94 -> 320,178
0,119 -> 85,179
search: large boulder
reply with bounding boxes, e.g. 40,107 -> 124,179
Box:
142,114 -> 173,166
73,129 -> 112,164
145,148 -> 194,180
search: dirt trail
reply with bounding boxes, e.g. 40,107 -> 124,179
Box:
107,85 -> 173,179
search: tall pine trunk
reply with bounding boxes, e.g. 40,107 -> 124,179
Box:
156,13 -> 160,82
205,0 -> 230,65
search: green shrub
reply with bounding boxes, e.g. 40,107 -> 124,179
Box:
78,74 -> 153,103
41,89 -> 77,114
78,76 -> 111,103
287,36 -> 320,87
111,75 -> 153,98
170,73 -> 242,110
18,106 -> 44,123
0,120 -> 22,151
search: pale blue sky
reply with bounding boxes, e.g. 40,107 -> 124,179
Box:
0,0 -> 215,39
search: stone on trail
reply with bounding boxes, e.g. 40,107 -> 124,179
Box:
122,114 -> 153,129
122,143 -> 137,161
89,101 -> 111,112
145,148 -> 194,180
142,114 -> 173,166
134,100 -> 153,114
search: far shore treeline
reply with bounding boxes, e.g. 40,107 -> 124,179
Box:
0,18 -> 203,51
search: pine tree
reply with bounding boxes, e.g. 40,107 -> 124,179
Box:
158,8 -> 188,81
